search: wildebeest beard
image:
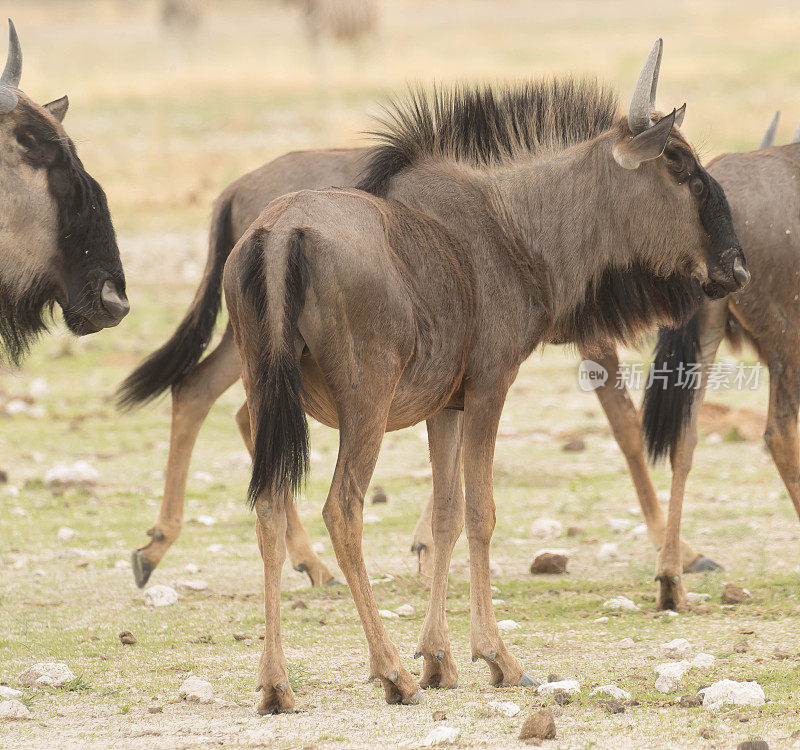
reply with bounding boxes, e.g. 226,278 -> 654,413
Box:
0,275 -> 57,365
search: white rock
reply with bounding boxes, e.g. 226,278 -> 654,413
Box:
6,399 -> 30,415
608,517 -> 633,533
654,660 -> 691,693
691,653 -> 715,669
538,679 -> 580,696
379,609 -> 399,619
45,461 -> 99,487
311,541 -> 325,554
178,579 -> 208,592
0,700 -> 30,719
28,377 -> 49,399
142,584 -> 178,607
10,506 -> 26,516
629,523 -> 648,537
487,700 -> 520,717
492,599 -> 506,607
686,592 -> 711,605
699,679 -> 765,711
530,518 -> 563,539
0,687 -> 22,700
618,638 -> 635,649
417,726 -> 460,746
114,559 -> 131,570
196,515 -> 216,526
363,513 -> 381,524
597,542 -> 620,563
535,547 -> 571,557
497,619 -> 521,632
3,485 -> 20,498
192,471 -> 213,483
591,684 -> 631,701
18,662 -> 76,687
184,563 -> 200,574
207,543 -> 224,554
661,638 -> 692,658
593,616 -> 609,623
178,676 -> 214,704
56,526 -> 77,542
603,596 -> 638,611
664,610 -> 679,617
394,604 -> 414,617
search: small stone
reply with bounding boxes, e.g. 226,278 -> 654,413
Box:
233,632 -> 252,641
772,646 -> 792,660
147,705 -> 163,714
394,604 -> 414,617
417,726 -> 460,746
530,551 -> 568,575
593,616 -> 609,623
566,526 -> 584,537
538,679 -> 580,696
291,599 -> 307,610
18,662 -> 76,688
591,685 -> 631,701
45,461 -> 99,487
618,638 -> 635,649
562,438 -> 585,452
547,673 -> 563,684
603,596 -> 638,611
363,513 -> 381,525
371,487 -> 388,504
678,694 -> 702,708
178,676 -> 214,704
519,708 -> 557,741
552,689 -> 572,706
488,700 -> 521,717
432,709 -> 447,721
608,517 -> 633,533
699,679 -> 765,711
597,543 -> 620,563
207,543 -> 224,553
177,579 -> 208,592
737,741 -> 769,750
0,700 -> 31,720
119,630 -> 137,645
195,515 -> 216,526
699,726 -> 716,739
185,563 -> 200,574
601,699 -> 625,714
691,653 -> 715,668
733,640 -> 749,653
56,526 -> 77,542
530,518 -> 563,539
114,559 -> 131,570
0,687 -> 22,700
686,592 -> 711,606
497,619 -> 521,632
379,609 -> 399,619
721,584 -> 752,604
311,541 -> 325,554
654,661 -> 692,693
142,585 -> 178,607
662,638 -> 692,658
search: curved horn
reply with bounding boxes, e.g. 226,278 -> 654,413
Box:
1,19 -> 21,88
759,111 -> 780,149
628,38 -> 663,135
792,120 -> 800,144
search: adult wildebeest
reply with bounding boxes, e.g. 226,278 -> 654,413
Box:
287,0 -> 378,48
223,41 -> 748,712
639,112 -> 800,611
0,20 -> 128,366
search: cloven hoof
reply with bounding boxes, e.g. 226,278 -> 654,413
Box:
686,556 -> 724,573
518,673 -> 540,688
131,549 -> 155,589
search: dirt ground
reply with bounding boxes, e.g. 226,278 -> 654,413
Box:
3,1 -> 800,748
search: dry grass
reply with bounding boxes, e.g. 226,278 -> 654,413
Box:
2,0 -> 800,747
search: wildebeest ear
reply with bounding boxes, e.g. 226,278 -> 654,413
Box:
612,109 -> 676,170
43,95 -> 69,122
673,103 -> 686,129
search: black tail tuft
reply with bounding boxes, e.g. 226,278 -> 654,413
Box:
244,230 -> 310,507
642,313 -> 701,462
115,199 -> 234,410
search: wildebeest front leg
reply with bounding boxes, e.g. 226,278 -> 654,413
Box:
254,493 -> 295,714
235,402 -> 336,587
132,326 -> 241,588
322,398 -> 420,706
463,383 -> 537,687
656,302 -> 727,610
589,346 -> 714,571
415,410 -> 463,689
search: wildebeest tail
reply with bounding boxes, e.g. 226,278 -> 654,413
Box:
642,312 -> 701,462
115,196 -> 234,409
238,228 -> 310,507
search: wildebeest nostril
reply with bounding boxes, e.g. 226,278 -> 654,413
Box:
733,256 -> 750,288
101,279 -> 130,322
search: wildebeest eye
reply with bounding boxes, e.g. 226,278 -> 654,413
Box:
689,176 -> 705,198
16,131 -> 36,151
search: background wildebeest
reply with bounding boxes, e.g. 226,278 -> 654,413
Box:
0,19 -> 128,366
222,42 -> 748,713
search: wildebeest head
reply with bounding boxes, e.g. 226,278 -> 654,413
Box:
608,39 -> 749,300
0,20 -> 128,364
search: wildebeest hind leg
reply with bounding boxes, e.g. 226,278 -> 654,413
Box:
415,410 -> 463,689
410,493 -> 434,577
132,326 -> 241,588
235,402 -> 337,587
322,387 -> 420,706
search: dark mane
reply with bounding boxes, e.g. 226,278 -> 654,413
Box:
357,78 -> 619,196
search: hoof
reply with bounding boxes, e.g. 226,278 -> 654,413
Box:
517,673 -> 540,688
325,577 -> 342,586
131,549 -> 154,589
686,556 -> 723,573
403,690 -> 423,705
257,681 -> 296,714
